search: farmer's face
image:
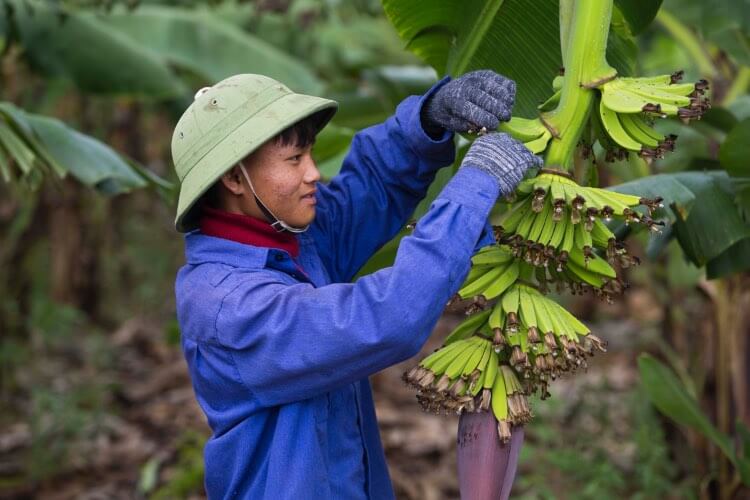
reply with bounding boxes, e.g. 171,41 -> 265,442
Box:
234,137 -> 320,227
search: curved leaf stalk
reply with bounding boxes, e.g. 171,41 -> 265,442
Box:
543,0 -> 616,170
656,9 -> 717,79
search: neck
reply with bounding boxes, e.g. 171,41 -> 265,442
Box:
199,205 -> 300,257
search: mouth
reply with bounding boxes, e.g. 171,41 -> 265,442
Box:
301,190 -> 317,204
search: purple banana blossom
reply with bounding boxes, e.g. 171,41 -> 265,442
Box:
457,411 -> 524,499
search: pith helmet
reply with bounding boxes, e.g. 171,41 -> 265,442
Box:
171,74 -> 338,232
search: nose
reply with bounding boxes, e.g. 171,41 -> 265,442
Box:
304,155 -> 321,183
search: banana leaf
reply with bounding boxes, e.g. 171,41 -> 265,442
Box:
97,5 -> 323,95
8,0 -> 185,97
719,117 -> 750,177
614,0 -> 664,35
6,0 -> 323,97
0,101 -> 164,195
612,172 -> 750,272
638,354 -> 737,469
383,0 -> 643,119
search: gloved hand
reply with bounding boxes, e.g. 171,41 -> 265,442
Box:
460,132 -> 543,197
422,70 -> 516,137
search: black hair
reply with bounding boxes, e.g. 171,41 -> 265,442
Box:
272,112 -> 321,149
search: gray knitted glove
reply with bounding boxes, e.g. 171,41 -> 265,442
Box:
461,132 -> 543,197
422,70 -> 516,137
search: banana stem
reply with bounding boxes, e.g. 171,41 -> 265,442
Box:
543,0 -> 616,171
558,0 -> 575,62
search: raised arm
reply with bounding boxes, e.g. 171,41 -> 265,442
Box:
309,76 -> 456,284
311,70 -> 518,283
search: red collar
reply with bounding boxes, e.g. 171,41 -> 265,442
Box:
199,205 -> 300,258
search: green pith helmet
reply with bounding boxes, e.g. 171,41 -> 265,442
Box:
171,73 -> 338,232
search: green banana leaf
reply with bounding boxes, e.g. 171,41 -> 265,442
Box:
0,101 -> 164,195
612,172 -> 750,275
637,354 -> 736,465
737,420 -> 750,485
382,0 -> 646,118
719,117 -> 750,177
97,5 -> 324,95
5,1 -> 323,97
615,0 -> 664,35
7,0 -> 185,98
313,124 -> 355,179
382,0 -> 563,118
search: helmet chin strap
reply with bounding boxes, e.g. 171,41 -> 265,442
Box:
237,161 -> 310,234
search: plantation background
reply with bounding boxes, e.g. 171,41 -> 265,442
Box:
0,0 -> 748,498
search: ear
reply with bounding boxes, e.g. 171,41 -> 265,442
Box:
219,165 -> 245,196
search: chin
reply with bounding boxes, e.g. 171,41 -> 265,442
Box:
290,209 -> 316,227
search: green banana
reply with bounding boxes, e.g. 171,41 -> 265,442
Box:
491,368 -> 508,421
574,222 -> 593,248
470,366 -> 487,396
601,84 -> 679,115
560,214 -> 576,253
523,129 -> 552,155
599,99 -> 643,150
488,299 -> 506,331
472,246 -> 513,266
482,260 -> 520,300
618,112 -> 660,148
462,338 -> 490,377
565,260 -> 606,288
483,350 -> 499,389
445,309 -> 492,344
499,116 -> 547,142
590,218 -> 615,246
628,86 -> 691,107
515,206 -> 539,240
548,212 -> 568,249
568,247 -> 617,278
444,340 -> 482,379
518,285 -> 539,329
458,265 -> 506,299
528,197 -> 552,241
427,340 -> 475,376
501,198 -> 533,233
501,285 -> 521,314
420,341 -> 465,370
555,304 -> 591,336
540,210 -> 559,246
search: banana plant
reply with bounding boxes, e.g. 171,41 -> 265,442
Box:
389,0 -> 682,430
380,0 -> 739,495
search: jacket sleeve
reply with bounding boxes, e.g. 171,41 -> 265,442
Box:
215,167 -> 499,408
309,76 -> 458,284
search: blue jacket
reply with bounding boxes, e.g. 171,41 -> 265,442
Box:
175,76 -> 500,499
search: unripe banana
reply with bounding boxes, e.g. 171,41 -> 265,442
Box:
445,309 -> 492,344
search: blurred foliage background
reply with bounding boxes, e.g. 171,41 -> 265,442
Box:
0,0 -> 748,498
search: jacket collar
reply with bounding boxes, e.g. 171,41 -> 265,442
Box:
199,205 -> 300,258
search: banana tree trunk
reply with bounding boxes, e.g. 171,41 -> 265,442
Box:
457,411 -> 524,499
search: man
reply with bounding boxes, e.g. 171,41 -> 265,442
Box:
172,70 -> 540,499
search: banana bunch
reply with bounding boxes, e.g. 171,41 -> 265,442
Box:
485,283 -> 606,383
404,280 -> 605,441
494,171 -> 662,299
498,116 -> 552,154
402,334 -> 532,442
595,71 -> 709,161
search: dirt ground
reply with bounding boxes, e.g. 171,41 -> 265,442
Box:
0,301 -> 644,500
